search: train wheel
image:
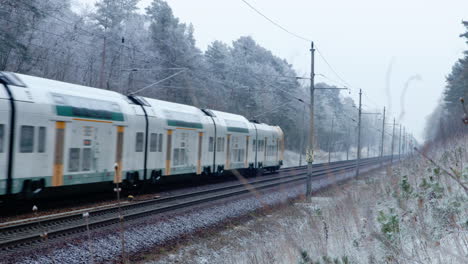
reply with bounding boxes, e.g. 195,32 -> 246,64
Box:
21,180 -> 32,197
150,170 -> 161,185
126,171 -> 140,188
21,179 -> 45,199
132,172 -> 140,187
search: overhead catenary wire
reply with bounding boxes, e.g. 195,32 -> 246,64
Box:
237,0 -> 391,114
128,69 -> 188,96
239,0 -> 312,42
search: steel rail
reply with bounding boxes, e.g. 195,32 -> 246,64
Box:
0,156 -> 391,252
0,157 -> 383,229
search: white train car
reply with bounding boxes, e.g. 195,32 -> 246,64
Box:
208,109 -> 255,173
250,122 -> 284,172
0,72 -> 284,198
0,72 -> 134,197
141,97 -> 216,180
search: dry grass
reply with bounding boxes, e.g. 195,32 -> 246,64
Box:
140,137 -> 468,264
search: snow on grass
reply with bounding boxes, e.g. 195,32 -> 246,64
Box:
143,137 -> 468,264
283,148 -> 364,167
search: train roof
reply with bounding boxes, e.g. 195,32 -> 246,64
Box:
14,73 -> 124,100
143,97 -> 205,115
208,109 -> 250,123
2,72 -> 282,134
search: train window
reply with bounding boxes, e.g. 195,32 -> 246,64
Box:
82,148 -> 92,171
150,133 -> 158,152
208,137 -> 214,152
174,149 -> 179,165
0,124 -> 3,153
135,132 -> 144,152
232,149 -> 245,162
238,149 -> 245,162
38,127 -> 46,153
267,146 -> 273,156
68,148 -> 80,172
20,126 -> 34,153
216,137 -> 224,152
252,139 -> 256,151
231,137 -> 244,162
173,148 -> 186,166
158,133 -> 163,152
173,132 -> 188,166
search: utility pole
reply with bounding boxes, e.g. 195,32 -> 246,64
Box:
99,29 -> 107,89
391,118 -> 396,164
408,134 -> 411,155
303,42 -> 346,200
356,89 -> 362,177
119,37 -> 125,94
398,124 -> 402,160
402,127 -> 406,155
367,141 -> 370,158
346,125 -> 350,160
299,104 -> 305,166
380,107 -> 386,161
404,132 -> 406,155
328,116 -> 334,163
306,42 -> 315,201
410,133 -> 414,155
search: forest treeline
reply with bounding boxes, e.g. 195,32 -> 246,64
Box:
426,21 -> 468,141
0,0 -> 388,154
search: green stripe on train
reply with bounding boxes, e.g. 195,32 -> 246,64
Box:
227,127 -> 249,133
56,105 -> 125,121
167,120 -> 203,129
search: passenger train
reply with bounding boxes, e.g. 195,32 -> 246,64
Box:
0,72 -> 284,198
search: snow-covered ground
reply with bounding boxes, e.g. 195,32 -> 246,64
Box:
10,156 -> 383,264
283,148 -> 375,167
140,138 -> 468,264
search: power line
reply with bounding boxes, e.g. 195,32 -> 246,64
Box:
239,0 -> 312,42
236,0 -> 393,139
237,1 -> 375,100
315,73 -> 349,88
315,47 -> 353,89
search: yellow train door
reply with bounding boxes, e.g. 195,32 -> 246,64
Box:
52,121 -> 66,187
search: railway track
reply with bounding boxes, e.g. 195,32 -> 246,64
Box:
0,156 -> 391,252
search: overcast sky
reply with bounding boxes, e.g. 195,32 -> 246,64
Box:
77,0 -> 468,141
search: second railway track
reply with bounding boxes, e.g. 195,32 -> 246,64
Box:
0,156 -> 391,252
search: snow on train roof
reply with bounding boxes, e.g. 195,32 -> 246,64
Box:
142,97 -> 210,129
208,109 -> 253,132
208,109 -> 249,123
143,97 -> 204,115
254,122 -> 280,133
16,73 -> 123,99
